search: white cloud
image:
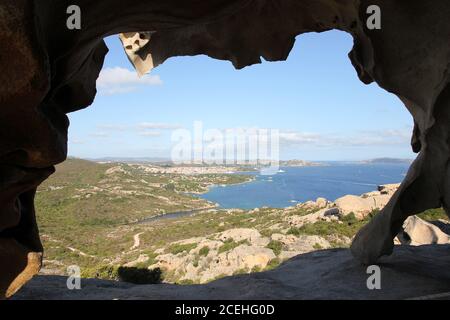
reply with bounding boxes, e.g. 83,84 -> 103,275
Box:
97,67 -> 162,95
137,122 -> 181,138
97,124 -> 129,131
279,131 -> 322,144
139,131 -> 162,137
279,127 -> 413,148
82,122 -> 181,140
89,132 -> 109,138
138,122 -> 183,130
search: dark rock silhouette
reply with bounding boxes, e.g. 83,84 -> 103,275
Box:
1,0 -> 450,297
13,246 -> 450,300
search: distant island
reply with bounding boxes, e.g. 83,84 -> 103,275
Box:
89,156 -> 172,164
360,158 -> 413,164
87,156 -> 324,168
279,160 -> 325,167
87,156 -> 413,167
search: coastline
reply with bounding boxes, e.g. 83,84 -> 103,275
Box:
195,163 -> 410,210
183,173 -> 256,195
134,205 -> 219,224
134,174 -> 257,223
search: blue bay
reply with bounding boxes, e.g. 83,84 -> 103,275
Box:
200,163 -> 410,209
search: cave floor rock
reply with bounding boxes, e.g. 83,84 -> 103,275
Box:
14,245 -> 450,300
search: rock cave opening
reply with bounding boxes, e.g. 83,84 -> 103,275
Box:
36,30 -> 421,288
2,0 -> 450,300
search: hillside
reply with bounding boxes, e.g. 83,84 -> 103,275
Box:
35,158 -> 449,285
35,158 -> 253,276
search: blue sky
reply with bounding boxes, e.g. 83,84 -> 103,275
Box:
68,30 -> 415,161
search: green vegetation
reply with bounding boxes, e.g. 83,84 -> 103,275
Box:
167,243 -> 198,255
287,212 -> 377,239
233,268 -> 250,275
81,264 -> 119,280
134,252 -> 158,269
192,255 -> 200,268
212,274 -> 229,281
35,158 -> 255,277
251,266 -> 262,273
218,239 -> 249,254
313,243 -> 323,250
265,258 -> 281,271
35,158 -> 450,285
199,246 -> 210,257
418,208 -> 448,222
81,264 -> 163,284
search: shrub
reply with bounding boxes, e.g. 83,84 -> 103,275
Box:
165,183 -> 176,191
167,243 -> 197,255
340,213 -> 359,225
233,268 -> 249,275
178,279 -> 195,285
192,255 -> 200,268
286,211 -> 376,239
212,273 -> 228,282
286,227 -> 301,236
199,246 -> 210,257
81,264 -> 119,280
251,265 -> 262,273
418,208 -> 448,221
218,239 -> 248,254
313,243 -> 323,250
260,229 -> 276,238
265,258 -> 281,271
134,251 -> 158,269
266,240 -> 283,256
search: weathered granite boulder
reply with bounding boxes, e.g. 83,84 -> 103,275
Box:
279,235 -> 331,260
334,184 -> 399,219
335,194 -> 390,219
378,184 -> 400,195
315,197 -> 329,209
398,216 -> 450,246
217,228 -> 269,246
287,207 -> 340,227
13,245 -> 450,300
147,228 -> 280,283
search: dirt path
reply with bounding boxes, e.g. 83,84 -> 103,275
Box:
130,232 -> 144,250
67,246 -> 96,258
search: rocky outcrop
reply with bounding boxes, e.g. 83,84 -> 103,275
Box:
398,216 -> 450,246
112,192 -> 449,285
286,207 -> 340,227
1,0 -> 450,297
110,186 -> 450,285
335,195 -> 382,218
287,184 -> 399,226
334,184 -> 398,219
147,228 -> 331,283
13,245 -> 450,300
277,235 -> 331,260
